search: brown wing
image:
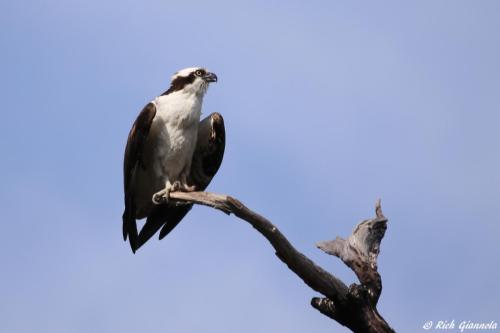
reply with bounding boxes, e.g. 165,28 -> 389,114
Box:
122,102 -> 157,253
135,112 -> 226,249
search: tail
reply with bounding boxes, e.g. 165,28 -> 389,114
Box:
135,204 -> 193,251
159,205 -> 192,239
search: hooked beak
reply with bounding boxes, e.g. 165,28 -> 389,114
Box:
203,72 -> 218,83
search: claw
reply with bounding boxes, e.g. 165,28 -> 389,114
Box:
171,181 -> 181,192
182,184 -> 197,192
152,188 -> 170,204
179,174 -> 196,192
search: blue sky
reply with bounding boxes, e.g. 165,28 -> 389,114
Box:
1,1 -> 499,332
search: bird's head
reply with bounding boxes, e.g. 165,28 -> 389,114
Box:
164,67 -> 218,97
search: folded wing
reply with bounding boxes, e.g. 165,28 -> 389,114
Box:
122,102 -> 157,252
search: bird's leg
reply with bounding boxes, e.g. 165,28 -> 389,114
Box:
152,180 -> 173,204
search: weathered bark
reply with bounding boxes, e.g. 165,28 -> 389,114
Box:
316,199 -> 386,305
167,192 -> 395,333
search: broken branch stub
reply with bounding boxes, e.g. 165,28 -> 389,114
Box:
316,199 -> 387,304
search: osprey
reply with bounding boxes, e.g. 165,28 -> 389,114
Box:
123,67 -> 225,253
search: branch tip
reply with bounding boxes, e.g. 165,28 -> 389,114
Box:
375,198 -> 385,219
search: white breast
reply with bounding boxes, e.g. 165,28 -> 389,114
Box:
150,91 -> 203,182
154,91 -> 203,130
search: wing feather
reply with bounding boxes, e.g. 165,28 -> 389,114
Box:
122,102 -> 157,253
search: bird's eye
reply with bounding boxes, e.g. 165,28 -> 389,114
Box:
195,70 -> 203,76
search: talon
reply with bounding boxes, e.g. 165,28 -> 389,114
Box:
152,193 -> 164,204
152,189 -> 170,204
176,183 -> 196,192
171,181 -> 181,192
184,184 -> 197,192
179,174 -> 196,192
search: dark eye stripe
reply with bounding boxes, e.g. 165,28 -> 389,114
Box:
161,69 -> 207,95
161,72 -> 196,95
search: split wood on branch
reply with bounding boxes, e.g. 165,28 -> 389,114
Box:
168,191 -> 396,333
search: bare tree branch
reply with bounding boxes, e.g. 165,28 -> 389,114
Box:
168,191 -> 395,333
317,199 -> 387,305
